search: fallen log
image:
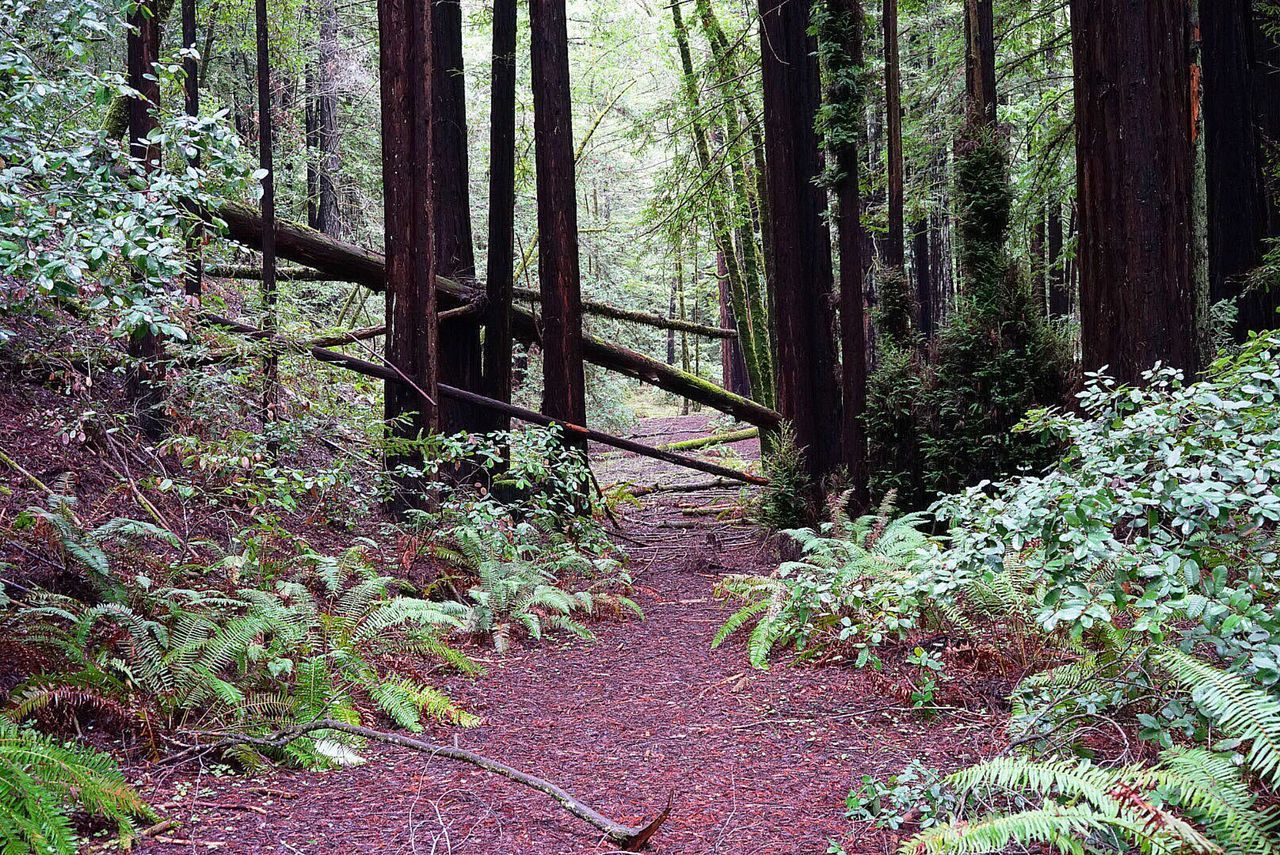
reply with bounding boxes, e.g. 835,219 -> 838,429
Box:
207,203 -> 779,429
511,286 -> 735,339
170,719 -> 671,851
206,264 -> 335,282
658,428 -> 759,452
208,261 -> 736,339
201,315 -> 769,487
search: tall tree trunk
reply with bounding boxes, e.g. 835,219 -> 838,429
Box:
821,0 -> 869,508
483,0 -> 517,432
1071,0 -> 1199,382
308,0 -> 342,237
759,0 -> 842,512
432,0 -> 483,434
255,0 -> 279,441
126,0 -> 165,438
883,0 -> 905,269
965,0 -> 997,125
672,1 -> 774,407
912,217 -> 933,339
378,0 -> 438,501
182,0 -> 202,297
1047,195 -> 1069,318
718,251 -> 752,397
1204,0 -> 1279,338
667,281 -> 677,366
530,0 -> 587,440
1030,202 -> 1047,314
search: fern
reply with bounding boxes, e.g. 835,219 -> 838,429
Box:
1158,648 -> 1280,788
0,718 -> 154,853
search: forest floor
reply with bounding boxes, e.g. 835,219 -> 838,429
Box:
127,416 -> 1005,855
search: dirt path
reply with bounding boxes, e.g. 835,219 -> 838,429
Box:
136,417 -> 1000,854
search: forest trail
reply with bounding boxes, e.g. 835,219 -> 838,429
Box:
136,417 -> 998,855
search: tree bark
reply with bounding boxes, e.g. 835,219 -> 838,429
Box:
126,0 -> 165,438
912,217 -> 933,339
718,251 -> 751,397
530,0 -> 588,440
1071,0 -> 1199,382
1203,0 -> 1280,338
759,0 -> 843,510
964,0 -> 997,125
255,0 -> 279,437
378,0 -> 438,495
883,0 -> 905,269
202,315 -> 768,487
821,0 -> 869,507
429,0 -> 483,434
307,0 -> 342,238
483,0 -> 518,433
1047,195 -> 1069,318
181,0 -> 202,297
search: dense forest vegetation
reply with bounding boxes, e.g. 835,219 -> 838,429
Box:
3,0 -> 1280,851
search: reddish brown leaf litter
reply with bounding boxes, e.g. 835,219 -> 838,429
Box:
133,417 -> 1003,855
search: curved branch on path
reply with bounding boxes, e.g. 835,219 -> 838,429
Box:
171,720 -> 672,851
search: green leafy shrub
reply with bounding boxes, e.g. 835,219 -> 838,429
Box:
1,0 -> 255,335
0,717 -> 154,853
712,504 -> 929,669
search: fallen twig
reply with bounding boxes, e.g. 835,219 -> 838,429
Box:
169,720 -> 671,850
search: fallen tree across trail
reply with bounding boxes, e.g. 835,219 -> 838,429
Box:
201,314 -> 769,486
206,203 -> 778,429
207,262 -> 737,339
511,286 -> 736,339
169,719 -> 672,850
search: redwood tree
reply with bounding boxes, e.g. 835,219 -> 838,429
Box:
378,0 -> 438,491
883,0 -> 905,270
126,0 -> 164,437
759,0 -> 842,509
530,0 -> 587,436
1203,0 -> 1280,338
820,0 -> 868,508
432,0 -> 483,434
1071,0 -> 1199,381
483,0 -> 518,432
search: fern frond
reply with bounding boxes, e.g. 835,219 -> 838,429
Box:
1157,649 -> 1280,787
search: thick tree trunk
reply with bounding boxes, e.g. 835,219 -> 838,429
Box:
378,0 -> 438,493
1071,0 -> 1199,382
1204,0 -> 1280,338
964,0 -> 997,124
883,0 -> 905,269
431,0 -> 483,434
530,0 -> 587,437
759,0 -> 843,509
483,0 -> 518,433
126,0 -> 165,438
